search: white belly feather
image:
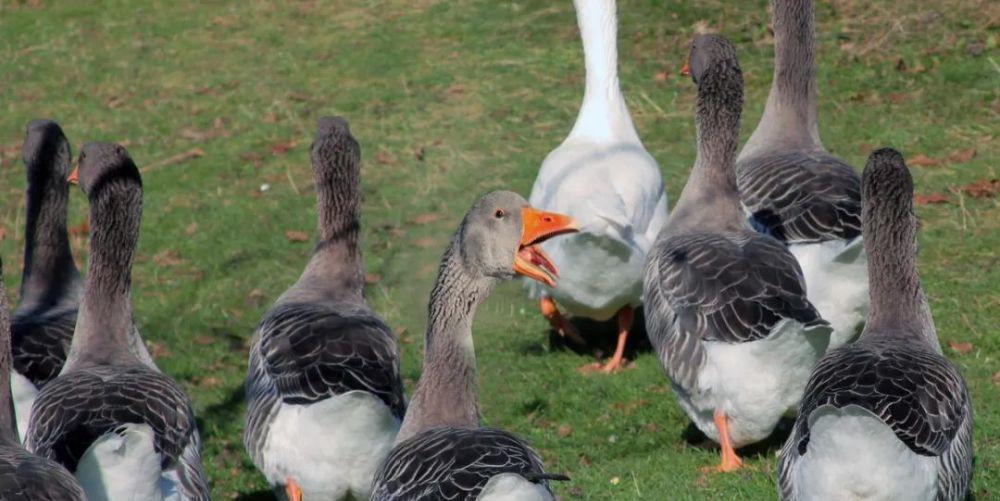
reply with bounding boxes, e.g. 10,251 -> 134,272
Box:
75,423 -> 168,501
791,405 -> 937,501
11,370 -> 38,443
789,238 -> 868,350
262,390 -> 401,500
678,320 -> 831,447
478,473 -> 552,501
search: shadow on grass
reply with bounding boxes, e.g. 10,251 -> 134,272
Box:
534,306 -> 653,359
196,384 -> 246,442
233,490 -> 276,501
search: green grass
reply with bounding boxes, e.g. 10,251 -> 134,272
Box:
1,0 -> 997,498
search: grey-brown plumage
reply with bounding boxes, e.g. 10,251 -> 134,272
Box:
24,143 -> 209,500
371,191 -> 569,500
11,120 -> 82,406
737,0 -> 861,244
0,261 -> 85,500
244,117 -> 405,500
778,149 -> 972,500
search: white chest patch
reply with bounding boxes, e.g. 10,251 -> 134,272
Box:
11,370 -> 38,443
75,423 -> 166,501
478,473 -> 552,501
789,239 -> 868,349
791,405 -> 937,501
678,320 -> 831,447
262,390 -> 401,500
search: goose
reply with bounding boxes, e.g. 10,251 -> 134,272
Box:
736,0 -> 866,349
10,119 -> 83,441
24,143 -> 209,500
0,262 -> 86,499
244,117 -> 406,501
525,0 -> 668,372
778,148 -> 973,500
371,191 -> 577,500
643,34 -> 831,471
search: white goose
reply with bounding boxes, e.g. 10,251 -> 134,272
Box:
526,0 -> 668,372
778,149 -> 972,500
737,0 -> 866,349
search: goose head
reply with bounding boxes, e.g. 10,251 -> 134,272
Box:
457,191 -> 578,287
683,34 -> 741,87
68,142 -> 141,194
23,119 -> 72,182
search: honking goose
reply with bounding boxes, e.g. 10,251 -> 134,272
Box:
778,149 -> 972,500
643,34 -> 831,471
737,0 -> 866,349
371,191 -> 576,500
25,142 -> 209,500
244,117 -> 406,501
525,0 -> 668,372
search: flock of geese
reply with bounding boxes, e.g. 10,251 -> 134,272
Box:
0,0 -> 975,500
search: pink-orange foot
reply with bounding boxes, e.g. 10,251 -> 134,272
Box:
539,297 -> 586,346
713,409 -> 743,472
285,478 -> 302,501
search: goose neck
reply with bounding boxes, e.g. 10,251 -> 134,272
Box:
20,170 -> 78,305
570,0 -> 637,142
862,186 -> 938,350
0,273 -> 18,444
397,241 -> 493,442
66,180 -> 143,368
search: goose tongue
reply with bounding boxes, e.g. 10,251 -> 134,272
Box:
67,165 -> 79,184
514,207 -> 578,287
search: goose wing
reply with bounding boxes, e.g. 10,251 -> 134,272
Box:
244,301 -> 405,462
644,232 -> 826,389
0,447 -> 85,500
371,427 -> 558,501
783,340 -> 972,498
10,310 -> 76,387
24,365 -> 209,500
737,150 -> 861,243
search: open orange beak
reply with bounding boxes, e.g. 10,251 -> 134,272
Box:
514,207 -> 579,287
680,60 -> 691,76
67,165 -> 79,184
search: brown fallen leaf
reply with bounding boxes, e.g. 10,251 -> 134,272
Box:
147,340 -> 171,359
654,70 -> 669,83
413,146 -> 426,162
0,226 -> 5,241
946,147 -> 977,164
285,230 -> 310,243
141,148 -> 205,174
411,213 -> 438,225
193,335 -> 214,345
375,149 -> 396,165
992,371 -> 1000,386
271,139 -> 300,155
199,376 -> 221,388
240,151 -> 263,168
557,424 -> 573,438
914,193 -> 949,205
364,273 -> 380,285
414,237 -> 436,249
246,288 -> 267,307
185,222 -> 198,235
908,154 -> 939,167
958,179 -> 999,199
153,249 -> 183,267
948,341 -> 973,355
69,219 -> 90,237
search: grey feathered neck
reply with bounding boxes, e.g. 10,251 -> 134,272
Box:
859,148 -> 939,352
64,149 -> 145,369
284,117 -> 365,305
19,120 -> 80,310
668,36 -> 746,235
741,0 -> 821,157
0,263 -> 18,444
396,233 -> 496,443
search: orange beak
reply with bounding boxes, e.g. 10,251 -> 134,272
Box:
680,60 -> 691,76
514,207 -> 579,287
67,165 -> 79,184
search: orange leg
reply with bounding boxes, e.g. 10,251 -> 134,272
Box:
539,297 -> 586,346
599,305 -> 634,373
713,409 -> 743,472
285,477 -> 302,501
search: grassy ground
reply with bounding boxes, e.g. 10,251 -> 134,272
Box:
1,0 -> 997,498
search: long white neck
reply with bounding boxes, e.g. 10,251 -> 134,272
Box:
567,0 -> 639,143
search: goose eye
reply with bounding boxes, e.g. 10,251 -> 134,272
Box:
494,209 -> 505,219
